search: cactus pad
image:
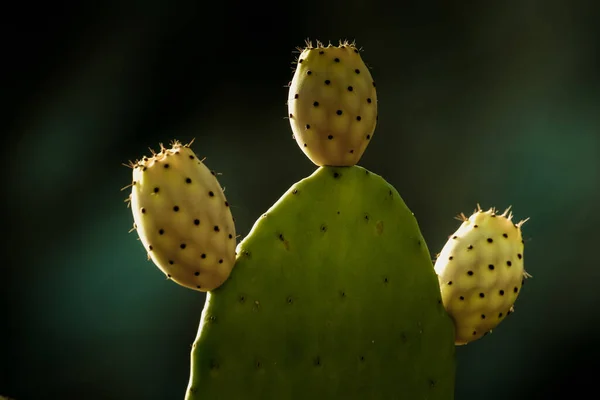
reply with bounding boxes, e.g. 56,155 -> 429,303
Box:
128,141 -> 237,292
288,41 -> 377,167
186,166 -> 455,399
434,206 -> 530,345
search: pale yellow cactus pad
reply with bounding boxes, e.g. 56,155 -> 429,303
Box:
287,40 -> 377,166
434,206 -> 531,345
125,141 -> 237,292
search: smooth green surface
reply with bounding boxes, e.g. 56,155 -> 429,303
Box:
187,166 -> 455,399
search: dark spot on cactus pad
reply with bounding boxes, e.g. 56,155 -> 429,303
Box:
337,211 -> 340,214
194,219 -> 200,225
373,81 -> 376,87
195,271 -> 200,276
356,116 -> 361,121
169,260 -> 174,265
367,98 -> 372,103
239,295 -> 245,303
514,287 -> 519,293
348,86 -> 353,91
313,101 -> 319,107
328,135 -> 333,140
307,70 -> 312,75
197,285 -> 201,289
164,163 -> 170,169
305,124 -> 310,129
292,189 -> 298,194
507,261 -> 512,266
314,356 -> 321,366
173,206 -> 179,212
384,277 -> 389,283
180,243 -> 186,249
364,214 -> 370,221
149,245 -> 153,250
279,234 -> 285,241
320,224 -> 327,232
141,207 -> 146,214
336,110 -> 343,115
489,264 -> 495,270
499,290 -> 505,295
325,79 -> 331,85
319,50 -> 324,55
522,239 -> 525,244
154,187 -> 159,193
429,379 -> 437,388
452,235 -> 457,239
479,293 -> 485,298
448,256 -> 453,260
214,226 -> 220,232
472,331 -> 477,336
209,359 -> 219,370
459,296 -> 465,300
225,201 -> 229,207
333,172 -> 340,178
481,314 -> 486,319
474,224 -> 478,228
499,312 -> 503,318
304,143 -> 307,147
286,296 -> 293,304
355,68 -> 360,74
255,359 -> 262,369
143,167 -> 147,171
298,59 -> 304,63
503,233 -> 508,238
211,170 -> 216,176
366,134 -> 371,140
228,234 -> 233,239
354,48 -> 359,53
219,259 -> 223,264
289,113 -> 293,118
360,355 -> 365,362
334,57 -> 340,62
132,181 -> 137,185
209,191 -> 214,197
294,93 -> 298,99
468,245 -> 473,250
167,274 -> 171,278
159,229 -> 165,235
186,178 -> 192,184
487,238 -> 493,243
201,253 -> 206,259
340,291 -> 346,298
518,253 -> 522,259
189,155 -> 194,159
467,270 -> 473,276
447,281 -> 453,285
349,149 -> 354,153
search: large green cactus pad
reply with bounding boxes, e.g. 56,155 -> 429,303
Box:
186,166 -> 455,399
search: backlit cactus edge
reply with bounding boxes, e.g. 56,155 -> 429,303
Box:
124,40 -> 532,399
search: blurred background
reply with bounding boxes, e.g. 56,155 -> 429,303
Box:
3,1 -> 599,399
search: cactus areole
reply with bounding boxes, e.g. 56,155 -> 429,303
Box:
124,39 -> 531,400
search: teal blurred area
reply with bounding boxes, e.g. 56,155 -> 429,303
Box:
3,1 -> 599,399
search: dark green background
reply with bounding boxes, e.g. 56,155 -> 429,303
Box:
4,1 -> 599,399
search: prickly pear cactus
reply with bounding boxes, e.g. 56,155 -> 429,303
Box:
124,38 -> 532,400
186,166 -> 455,399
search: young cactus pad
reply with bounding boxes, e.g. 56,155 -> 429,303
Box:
186,166 -> 455,399
288,40 -> 377,167
434,206 -> 530,345
127,141 -> 237,292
